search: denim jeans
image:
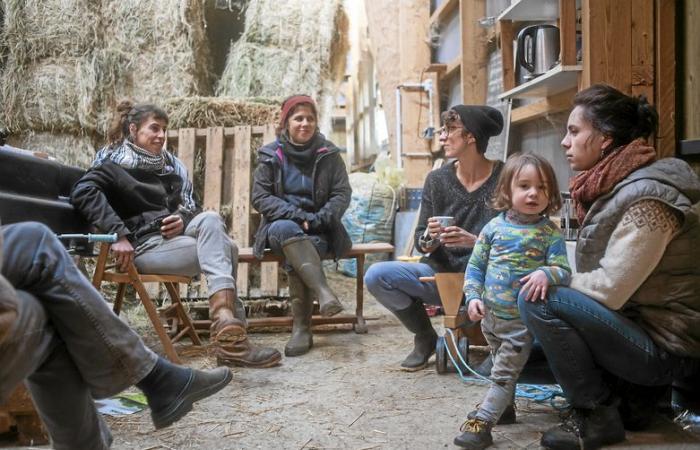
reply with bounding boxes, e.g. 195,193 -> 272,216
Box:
134,211 -> 238,295
0,222 -> 157,449
364,261 -> 441,311
519,286 -> 699,409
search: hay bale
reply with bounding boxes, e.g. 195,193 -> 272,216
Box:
0,56 -> 99,134
99,0 -> 213,113
217,0 -> 348,101
164,96 -> 279,129
6,131 -> 97,168
1,0 -> 100,63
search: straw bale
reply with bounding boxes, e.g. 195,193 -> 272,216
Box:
0,55 -> 99,134
164,96 -> 279,129
7,130 -> 97,168
217,0 -> 347,100
1,0 -> 100,63
99,0 -> 213,112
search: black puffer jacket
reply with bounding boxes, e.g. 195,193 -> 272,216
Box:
70,160 -> 200,244
252,139 -> 352,259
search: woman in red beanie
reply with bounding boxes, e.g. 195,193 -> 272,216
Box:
251,95 -> 352,357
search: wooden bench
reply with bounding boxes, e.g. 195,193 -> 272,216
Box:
236,242 -> 394,333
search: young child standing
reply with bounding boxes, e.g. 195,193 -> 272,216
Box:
454,153 -> 571,449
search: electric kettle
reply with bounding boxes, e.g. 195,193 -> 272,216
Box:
516,24 -> 560,81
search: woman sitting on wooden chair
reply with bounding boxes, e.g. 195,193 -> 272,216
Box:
70,100 -> 281,369
252,95 -> 352,357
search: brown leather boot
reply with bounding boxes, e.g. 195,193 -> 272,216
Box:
209,289 -> 281,368
284,274 -> 313,357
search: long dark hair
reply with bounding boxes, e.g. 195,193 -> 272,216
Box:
573,84 -> 658,150
107,100 -> 169,146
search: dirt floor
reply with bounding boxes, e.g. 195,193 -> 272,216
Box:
8,271 -> 700,449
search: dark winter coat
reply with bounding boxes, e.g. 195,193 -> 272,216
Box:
251,139 -> 352,260
70,160 -> 200,244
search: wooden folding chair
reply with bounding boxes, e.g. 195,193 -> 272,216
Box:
91,244 -> 202,364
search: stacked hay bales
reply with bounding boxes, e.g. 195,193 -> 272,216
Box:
164,96 -> 279,129
0,0 -> 101,165
98,0 -> 213,130
217,0 -> 348,108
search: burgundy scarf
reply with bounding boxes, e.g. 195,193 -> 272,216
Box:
569,139 -> 657,224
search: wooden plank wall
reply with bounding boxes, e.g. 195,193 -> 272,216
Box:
167,125 -> 279,298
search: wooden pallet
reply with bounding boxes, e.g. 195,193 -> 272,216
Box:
166,125 -> 279,298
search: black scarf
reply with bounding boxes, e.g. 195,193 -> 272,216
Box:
279,131 -> 326,169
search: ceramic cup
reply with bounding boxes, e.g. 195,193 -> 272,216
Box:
432,216 -> 455,229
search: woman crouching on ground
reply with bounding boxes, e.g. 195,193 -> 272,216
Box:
251,94 -> 352,357
519,84 -> 700,449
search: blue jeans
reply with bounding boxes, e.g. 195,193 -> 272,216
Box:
519,286 -> 699,409
364,261 -> 441,311
0,222 -> 157,449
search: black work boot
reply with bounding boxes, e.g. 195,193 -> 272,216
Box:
454,418 -> 494,449
284,274 -> 314,357
393,301 -> 438,371
467,404 -> 516,425
282,238 -> 344,317
541,402 -> 626,449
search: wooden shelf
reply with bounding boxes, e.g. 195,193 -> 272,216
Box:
497,0 -> 560,22
430,0 -> 458,25
498,64 -> 581,100
444,56 -> 461,80
510,88 -> 575,124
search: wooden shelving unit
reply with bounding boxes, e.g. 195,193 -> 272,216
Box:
498,0 -> 579,125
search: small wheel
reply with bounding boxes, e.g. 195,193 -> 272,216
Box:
353,321 -> 368,334
435,336 -> 448,374
455,336 -> 470,374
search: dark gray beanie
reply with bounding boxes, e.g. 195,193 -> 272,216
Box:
450,105 -> 504,154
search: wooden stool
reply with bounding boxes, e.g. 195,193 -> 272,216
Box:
420,273 -> 487,374
0,384 -> 48,446
91,244 -> 202,364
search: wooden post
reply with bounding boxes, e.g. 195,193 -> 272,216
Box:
204,127 -> 225,211
177,128 -> 196,177
631,0 -> 654,102
655,0 -> 676,157
259,125 -> 279,296
231,126 -> 252,296
460,0 -> 488,103
684,0 -> 700,142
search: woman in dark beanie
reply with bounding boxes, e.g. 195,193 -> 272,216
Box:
252,95 -> 352,357
518,84 -> 700,450
365,105 -> 504,371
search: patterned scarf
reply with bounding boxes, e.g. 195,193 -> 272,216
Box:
569,139 -> 657,224
92,139 -> 197,212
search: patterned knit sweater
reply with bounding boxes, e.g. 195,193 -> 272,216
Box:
415,160 -> 503,272
464,213 -> 571,319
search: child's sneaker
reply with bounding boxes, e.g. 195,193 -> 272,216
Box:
454,418 -> 493,449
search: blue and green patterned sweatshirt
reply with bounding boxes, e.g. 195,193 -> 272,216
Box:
464,212 -> 571,319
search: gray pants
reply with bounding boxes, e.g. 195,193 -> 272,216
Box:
0,222 -> 157,450
134,211 -> 238,295
476,309 -> 533,424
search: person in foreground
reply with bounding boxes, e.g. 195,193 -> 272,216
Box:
453,153 -> 571,449
0,221 -> 232,450
70,101 -> 281,368
365,105 -> 504,371
519,84 -> 700,450
252,95 -> 351,357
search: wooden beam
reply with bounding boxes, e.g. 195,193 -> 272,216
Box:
559,0 -> 578,66
460,0 -> 488,103
631,0 -> 654,101
430,0 -> 458,25
684,0 -> 700,141
259,124 -> 278,297
655,0 -> 676,157
499,19 -> 516,93
231,126 -> 252,296
176,128 -> 196,177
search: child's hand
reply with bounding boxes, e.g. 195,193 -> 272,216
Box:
520,270 -> 550,302
467,299 -> 485,321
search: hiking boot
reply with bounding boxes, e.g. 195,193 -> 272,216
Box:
284,274 -> 314,357
393,301 -> 438,371
467,404 -> 516,425
541,403 -> 625,449
454,418 -> 493,449
209,289 -> 281,368
282,238 -> 344,317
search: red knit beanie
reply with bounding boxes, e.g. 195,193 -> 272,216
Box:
279,95 -> 317,131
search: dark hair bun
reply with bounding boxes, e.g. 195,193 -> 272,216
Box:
635,95 -> 659,139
